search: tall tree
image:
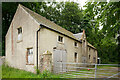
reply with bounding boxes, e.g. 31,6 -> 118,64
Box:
83,2 -> 119,63
2,2 -> 48,56
60,2 -> 83,33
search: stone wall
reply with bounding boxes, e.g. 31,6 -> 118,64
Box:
39,51 -> 52,72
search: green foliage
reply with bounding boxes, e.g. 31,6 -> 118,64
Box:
34,66 -> 40,74
0,42 -> 2,56
83,2 -> 119,63
60,2 -> 83,33
41,69 -> 51,78
2,65 -> 61,78
2,2 -> 119,64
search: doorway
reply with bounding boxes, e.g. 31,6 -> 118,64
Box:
53,49 -> 67,73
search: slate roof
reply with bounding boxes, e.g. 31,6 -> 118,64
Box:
87,42 -> 96,49
20,4 -> 78,41
20,4 -> 96,49
73,33 -> 83,41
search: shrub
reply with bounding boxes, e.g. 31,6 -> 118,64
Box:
34,66 -> 40,74
41,69 -> 51,78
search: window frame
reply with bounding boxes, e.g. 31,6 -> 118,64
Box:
74,42 -> 78,47
89,47 -> 91,51
58,35 -> 64,43
17,27 -> 23,42
93,57 -> 96,63
89,55 -> 90,59
26,48 -> 34,65
74,52 -> 78,62
17,27 -> 22,34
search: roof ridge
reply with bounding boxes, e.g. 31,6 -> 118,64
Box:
20,4 -> 75,37
18,4 -> 96,49
87,42 -> 96,49
73,32 -> 83,35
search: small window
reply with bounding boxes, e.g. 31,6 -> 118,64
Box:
89,48 -> 91,51
83,40 -> 85,42
89,55 -> 90,59
26,48 -> 34,64
74,42 -> 77,47
17,27 -> 22,41
18,27 -> 22,34
58,36 -> 63,42
28,48 -> 33,55
93,57 -> 96,63
74,52 -> 77,62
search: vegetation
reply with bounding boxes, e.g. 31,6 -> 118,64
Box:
2,1 -> 120,63
2,65 -> 61,78
2,64 -> 119,78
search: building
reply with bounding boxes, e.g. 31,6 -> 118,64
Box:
5,4 -> 97,73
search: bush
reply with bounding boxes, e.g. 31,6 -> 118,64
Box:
41,69 -> 51,78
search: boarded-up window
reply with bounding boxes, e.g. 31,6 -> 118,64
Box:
74,52 -> 77,62
26,48 -> 33,64
58,36 -> 63,42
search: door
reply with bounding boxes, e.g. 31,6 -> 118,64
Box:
53,49 -> 67,73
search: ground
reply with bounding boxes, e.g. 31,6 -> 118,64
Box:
2,65 -> 61,78
2,64 -> 120,78
60,65 -> 120,78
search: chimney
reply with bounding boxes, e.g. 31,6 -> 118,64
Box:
83,29 -> 85,34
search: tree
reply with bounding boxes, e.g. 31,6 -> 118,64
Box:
2,2 -> 119,64
2,2 -> 48,56
83,1 -> 119,63
60,2 -> 83,33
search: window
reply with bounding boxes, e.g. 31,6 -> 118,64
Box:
82,56 -> 86,63
83,40 -> 85,42
58,36 -> 63,42
89,55 -> 90,59
28,48 -> 33,55
26,48 -> 34,64
18,27 -> 22,34
17,27 -> 22,41
74,42 -> 77,47
93,57 -> 96,63
74,52 -> 77,62
89,48 -> 91,51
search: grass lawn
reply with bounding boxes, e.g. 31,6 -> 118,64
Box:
2,64 -> 119,78
60,65 -> 119,78
2,65 -> 61,78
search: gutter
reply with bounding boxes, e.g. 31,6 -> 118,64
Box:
36,24 -> 82,70
40,24 -> 82,43
36,24 -> 43,70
